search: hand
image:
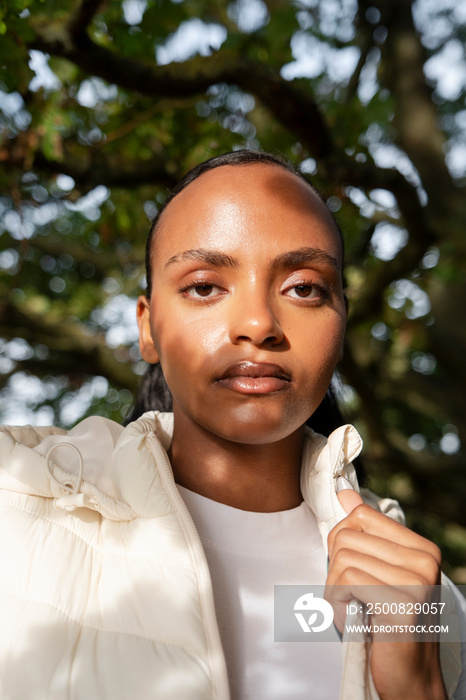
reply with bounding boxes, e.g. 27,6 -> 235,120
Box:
326,481 -> 447,700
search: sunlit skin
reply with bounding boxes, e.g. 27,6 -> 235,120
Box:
137,163 -> 446,700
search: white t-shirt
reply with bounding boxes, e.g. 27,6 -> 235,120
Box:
178,486 -> 342,700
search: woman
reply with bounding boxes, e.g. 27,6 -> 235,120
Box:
0,150 -> 464,699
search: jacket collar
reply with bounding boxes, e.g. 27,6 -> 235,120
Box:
300,424 -> 363,554
0,411 -> 363,537
114,412 -> 364,554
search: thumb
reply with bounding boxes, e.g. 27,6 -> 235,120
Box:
336,475 -> 364,514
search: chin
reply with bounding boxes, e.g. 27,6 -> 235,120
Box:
209,406 -> 305,446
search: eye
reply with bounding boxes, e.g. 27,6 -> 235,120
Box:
284,284 -> 325,300
183,283 -> 223,299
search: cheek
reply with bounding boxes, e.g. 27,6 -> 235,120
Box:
324,314 -> 346,358
323,316 -> 346,371
149,307 -> 227,378
296,314 -> 346,377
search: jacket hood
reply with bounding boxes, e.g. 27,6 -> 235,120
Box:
0,417 -> 133,520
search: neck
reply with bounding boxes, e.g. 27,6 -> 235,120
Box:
168,407 -> 305,512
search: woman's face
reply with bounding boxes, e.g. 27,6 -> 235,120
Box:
137,163 -> 347,445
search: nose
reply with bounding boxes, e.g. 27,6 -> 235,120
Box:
228,293 -> 284,347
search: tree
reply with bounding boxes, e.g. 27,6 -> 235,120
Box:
0,0 -> 465,577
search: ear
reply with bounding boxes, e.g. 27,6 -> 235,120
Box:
136,295 -> 160,364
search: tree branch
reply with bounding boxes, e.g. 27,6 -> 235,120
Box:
0,302 -> 139,391
347,226 -> 435,326
37,151 -> 177,192
66,0 -> 107,38
28,25 -> 333,158
379,0 -> 465,222
5,234 -> 144,280
344,4 -> 375,103
0,135 -> 177,193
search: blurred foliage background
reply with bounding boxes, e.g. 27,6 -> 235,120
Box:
0,0 -> 465,579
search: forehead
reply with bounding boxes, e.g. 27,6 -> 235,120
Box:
153,163 -> 342,266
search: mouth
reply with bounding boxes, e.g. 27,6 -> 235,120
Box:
216,361 -> 291,395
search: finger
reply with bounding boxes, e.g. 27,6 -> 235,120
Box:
336,475 -> 364,513
328,503 -> 441,565
325,570 -> 387,632
325,572 -> 429,637
327,549 -> 433,588
328,529 -> 440,583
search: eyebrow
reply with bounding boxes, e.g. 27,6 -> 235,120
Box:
164,246 -> 340,271
271,248 -> 340,272
165,249 -> 240,269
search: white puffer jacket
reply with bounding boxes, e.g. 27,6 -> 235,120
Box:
0,412 -> 462,700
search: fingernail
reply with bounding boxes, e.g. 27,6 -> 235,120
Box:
336,475 -> 353,493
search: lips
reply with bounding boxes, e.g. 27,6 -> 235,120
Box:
216,361 -> 291,395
